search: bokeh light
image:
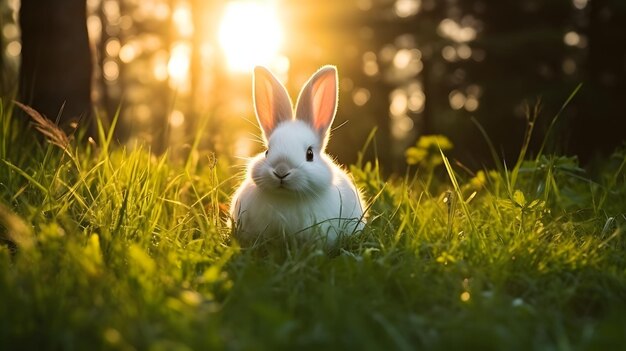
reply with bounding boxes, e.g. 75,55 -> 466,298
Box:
168,42 -> 191,91
103,60 -> 120,81
394,0 -> 421,18
460,291 -> 470,302
6,41 -> 21,57
564,31 -> 580,46
572,0 -> 588,10
173,2 -> 193,38
169,110 -> 185,128
353,88 -> 371,107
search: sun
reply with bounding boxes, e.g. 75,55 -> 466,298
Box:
218,1 -> 284,73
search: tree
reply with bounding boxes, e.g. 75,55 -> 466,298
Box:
572,0 -> 626,161
19,0 -> 92,126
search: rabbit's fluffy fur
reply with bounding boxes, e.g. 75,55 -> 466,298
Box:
230,65 -> 365,245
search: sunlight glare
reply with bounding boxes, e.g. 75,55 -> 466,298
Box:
218,1 -> 283,73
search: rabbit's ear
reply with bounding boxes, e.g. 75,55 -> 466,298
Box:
295,65 -> 338,146
253,66 -> 293,139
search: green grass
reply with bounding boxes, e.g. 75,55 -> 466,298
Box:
1,99 -> 625,350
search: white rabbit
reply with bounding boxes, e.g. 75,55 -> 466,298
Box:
230,65 -> 366,245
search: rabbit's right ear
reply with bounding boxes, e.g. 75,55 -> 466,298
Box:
253,67 -> 293,139
294,65 -> 338,149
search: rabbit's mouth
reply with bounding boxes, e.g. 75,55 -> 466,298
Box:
271,166 -> 294,190
276,180 -> 291,190
274,180 -> 300,193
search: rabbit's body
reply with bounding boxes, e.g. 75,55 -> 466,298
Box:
230,66 -> 365,245
232,123 -> 364,243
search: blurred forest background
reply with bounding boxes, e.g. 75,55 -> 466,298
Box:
1,0 -> 625,172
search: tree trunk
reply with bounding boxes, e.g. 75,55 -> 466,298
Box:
575,0 -> 626,161
19,0 -> 92,126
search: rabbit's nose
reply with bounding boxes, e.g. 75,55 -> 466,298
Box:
273,164 -> 291,179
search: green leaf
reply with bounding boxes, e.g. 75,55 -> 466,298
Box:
513,190 -> 526,207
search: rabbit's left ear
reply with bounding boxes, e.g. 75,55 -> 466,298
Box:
254,66 -> 293,140
295,65 -> 338,147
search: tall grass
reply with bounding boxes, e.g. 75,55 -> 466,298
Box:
0,99 -> 625,350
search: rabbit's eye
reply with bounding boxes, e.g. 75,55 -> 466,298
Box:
306,147 -> 314,162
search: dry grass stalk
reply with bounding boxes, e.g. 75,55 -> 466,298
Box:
0,203 -> 34,249
14,101 -> 70,149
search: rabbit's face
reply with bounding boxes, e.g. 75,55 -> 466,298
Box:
246,65 -> 339,198
250,120 -> 333,196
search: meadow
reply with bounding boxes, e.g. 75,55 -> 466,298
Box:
1,100 -> 625,350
